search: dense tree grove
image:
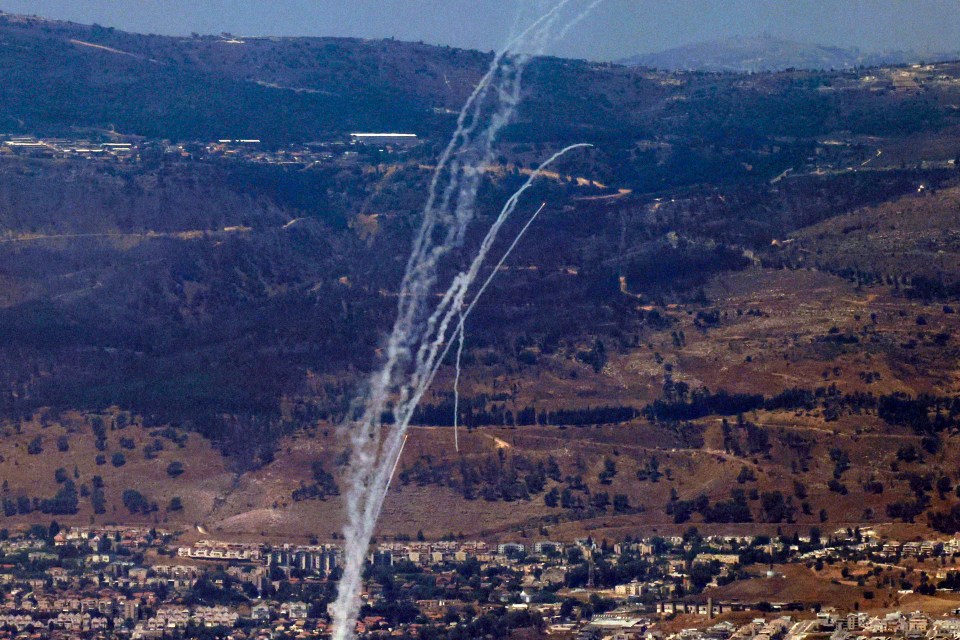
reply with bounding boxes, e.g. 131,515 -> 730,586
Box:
412,400 -> 638,427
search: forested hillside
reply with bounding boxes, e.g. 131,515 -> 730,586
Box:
2,13 -> 960,539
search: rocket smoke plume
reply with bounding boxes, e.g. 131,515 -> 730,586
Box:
330,3 -> 598,639
452,200 -> 549,452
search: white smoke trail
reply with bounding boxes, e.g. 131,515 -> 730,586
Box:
452,309 -> 465,452
412,147 -> 590,401
369,147 -> 590,512
329,2 -> 601,638
451,199 -> 548,448
557,0 -> 606,39
334,143 -> 587,640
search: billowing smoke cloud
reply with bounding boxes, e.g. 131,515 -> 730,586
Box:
330,3 -> 598,639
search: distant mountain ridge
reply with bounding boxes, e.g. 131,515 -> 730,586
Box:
620,34 -> 960,72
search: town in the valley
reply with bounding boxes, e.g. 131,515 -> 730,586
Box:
3,524 -> 960,639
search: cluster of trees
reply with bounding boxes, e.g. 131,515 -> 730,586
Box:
150,427 -> 189,447
877,393 -> 960,435
621,243 -> 751,296
928,505 -> 960,534
886,472 -> 935,523
397,452 -> 629,512
902,275 -> 960,300
121,489 -> 158,514
2,469 -> 79,517
644,388 -> 765,422
643,384 -> 847,423
411,401 -> 638,428
292,461 -> 340,501
647,384 -> 960,446
575,339 -> 608,373
665,487 -> 802,525
462,453 -> 555,502
543,486 -> 631,513
90,476 -> 106,515
635,456 -> 664,482
598,458 -> 617,485
667,488 -> 752,524
720,416 -> 771,457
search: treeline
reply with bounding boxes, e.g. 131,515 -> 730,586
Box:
410,385 -> 960,439
410,402 -> 638,428
643,386 -> 816,422
903,275 -> 960,300
644,384 -> 960,437
666,488 -> 798,524
877,394 -> 960,435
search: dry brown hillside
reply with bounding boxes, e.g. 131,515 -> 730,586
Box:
789,185 -> 960,287
5,267 -> 960,544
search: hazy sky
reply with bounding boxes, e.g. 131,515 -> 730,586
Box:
1,0 -> 959,61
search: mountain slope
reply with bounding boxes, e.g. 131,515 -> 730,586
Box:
2,13 -> 960,539
621,34 -> 960,72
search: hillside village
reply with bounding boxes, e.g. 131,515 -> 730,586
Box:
0,134 -> 419,167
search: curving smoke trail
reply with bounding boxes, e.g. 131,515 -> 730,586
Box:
452,200 -> 548,451
329,3 -> 599,639
453,308 -> 466,452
